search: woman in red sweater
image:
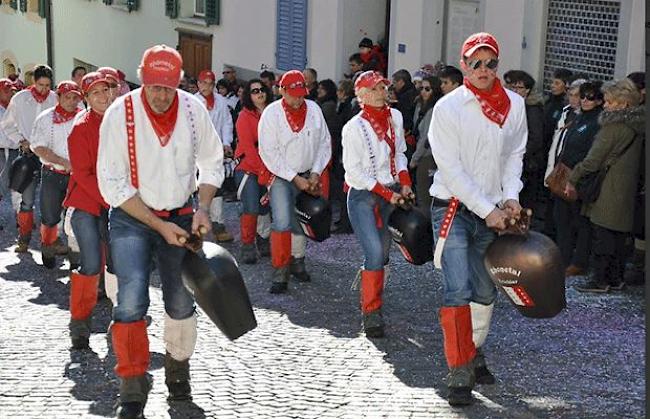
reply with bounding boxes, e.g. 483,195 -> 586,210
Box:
63,72 -> 114,350
234,79 -> 273,264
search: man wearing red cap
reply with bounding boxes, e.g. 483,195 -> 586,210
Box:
97,45 -> 224,418
342,70 -> 413,338
64,72 -> 116,350
98,67 -> 122,100
0,65 -> 58,253
30,81 -> 83,268
258,69 -> 331,293
428,32 -> 527,405
195,69 -> 235,242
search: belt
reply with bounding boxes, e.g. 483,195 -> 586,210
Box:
151,206 -> 194,218
432,197 -> 469,213
44,165 -> 68,175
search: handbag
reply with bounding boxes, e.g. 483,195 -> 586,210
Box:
545,161 -> 575,202
575,137 -> 636,203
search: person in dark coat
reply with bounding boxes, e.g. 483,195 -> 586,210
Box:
543,68 -> 573,154
332,79 -> 355,233
553,80 -> 603,277
391,69 -> 419,170
566,79 -> 644,292
504,70 -> 545,221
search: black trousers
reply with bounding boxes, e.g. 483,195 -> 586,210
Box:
553,198 -> 592,268
592,224 -> 628,286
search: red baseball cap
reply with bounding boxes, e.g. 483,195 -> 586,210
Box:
354,71 -> 390,91
116,69 -> 126,81
0,78 -> 16,91
461,32 -> 499,58
56,80 -> 83,98
279,70 -> 309,97
198,70 -> 216,82
97,67 -> 120,84
81,72 -> 109,94
139,44 -> 183,89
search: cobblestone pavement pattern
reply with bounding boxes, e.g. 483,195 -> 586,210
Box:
0,198 -> 644,418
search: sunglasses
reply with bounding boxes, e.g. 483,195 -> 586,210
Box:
580,93 -> 597,101
466,58 -> 499,71
418,86 -> 433,92
282,82 -> 305,89
250,88 -> 265,95
222,70 -> 233,74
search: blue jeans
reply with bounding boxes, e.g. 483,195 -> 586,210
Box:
39,169 -> 69,227
109,207 -> 195,323
234,170 -> 269,216
269,177 -> 303,234
71,208 -> 111,276
0,148 -> 14,198
431,205 -> 497,307
347,188 -> 394,270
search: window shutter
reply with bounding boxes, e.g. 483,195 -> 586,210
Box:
38,0 -> 46,18
126,0 -> 138,12
19,0 -> 26,12
165,0 -> 178,19
276,0 -> 308,71
205,0 -> 220,26
9,0 -> 17,10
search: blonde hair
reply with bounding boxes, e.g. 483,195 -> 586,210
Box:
602,78 -> 642,107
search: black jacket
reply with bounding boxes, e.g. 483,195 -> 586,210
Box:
523,94 -> 545,175
543,93 -> 567,154
560,107 -> 602,169
394,82 -> 418,133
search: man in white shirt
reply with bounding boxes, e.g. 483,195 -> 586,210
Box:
30,81 -> 82,268
97,45 -> 224,418
195,69 -> 235,242
0,78 -> 18,226
428,33 -> 527,406
258,70 -> 331,294
0,65 -> 58,252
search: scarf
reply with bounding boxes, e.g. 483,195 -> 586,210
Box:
29,86 -> 50,104
0,98 -> 9,109
52,105 -> 80,124
463,77 -> 511,127
281,99 -> 307,133
203,92 -> 215,111
361,104 -> 396,176
141,89 -> 179,147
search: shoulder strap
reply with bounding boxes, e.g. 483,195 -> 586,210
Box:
125,95 -> 138,188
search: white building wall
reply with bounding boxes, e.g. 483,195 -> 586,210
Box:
483,0 -> 525,78
307,0 -> 341,80
338,0 -> 387,78
0,5 -> 47,78
621,0 -> 645,74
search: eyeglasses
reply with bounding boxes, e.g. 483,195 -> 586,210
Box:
508,83 -> 527,90
466,58 -> 499,71
222,70 -> 233,75
580,93 -> 597,101
418,86 -> 433,92
250,88 -> 264,95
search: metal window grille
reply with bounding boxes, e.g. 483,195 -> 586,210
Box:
543,0 -> 620,90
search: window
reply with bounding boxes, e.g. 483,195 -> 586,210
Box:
276,0 -> 308,71
103,0 -> 139,12
194,0 -> 205,17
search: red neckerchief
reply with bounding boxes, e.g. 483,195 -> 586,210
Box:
52,105 -> 80,124
203,92 -> 215,111
360,51 -> 372,63
361,104 -> 397,177
141,89 -> 179,147
29,86 -> 50,103
463,77 -> 511,127
281,99 -> 307,133
0,99 -> 8,109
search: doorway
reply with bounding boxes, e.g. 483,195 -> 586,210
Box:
177,30 -> 213,78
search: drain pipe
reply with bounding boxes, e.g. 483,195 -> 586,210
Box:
44,0 -> 53,70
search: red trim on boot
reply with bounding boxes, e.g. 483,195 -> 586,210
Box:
112,320 -> 150,378
439,305 -> 476,368
69,272 -> 99,320
240,213 -> 258,245
271,230 -> 291,268
40,225 -> 58,246
361,269 -> 384,313
17,211 -> 34,237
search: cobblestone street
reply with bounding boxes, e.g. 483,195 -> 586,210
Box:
0,199 -> 645,418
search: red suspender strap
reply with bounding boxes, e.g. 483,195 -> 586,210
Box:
433,197 -> 459,269
125,96 -> 139,188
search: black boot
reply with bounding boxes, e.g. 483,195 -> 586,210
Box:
290,257 -> 311,282
447,365 -> 475,406
256,235 -> 270,257
117,375 -> 150,418
473,348 -> 495,384
363,310 -> 384,338
240,243 -> 258,265
165,352 -> 192,401
41,245 -> 56,269
68,251 -> 81,271
69,318 -> 91,350
269,266 -> 289,294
